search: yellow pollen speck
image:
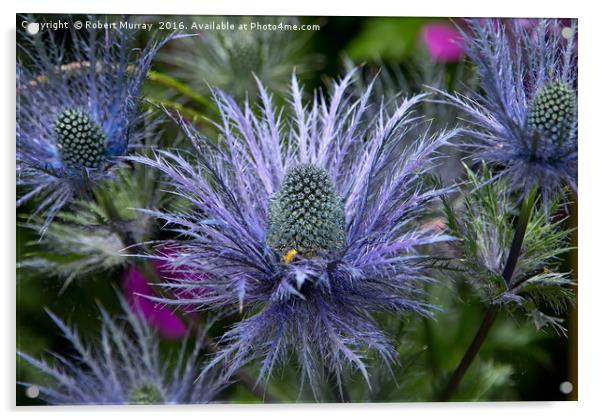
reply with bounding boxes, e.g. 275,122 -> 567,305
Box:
282,249 -> 298,264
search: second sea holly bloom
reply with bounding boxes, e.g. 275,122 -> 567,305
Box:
438,19 -> 578,204
17,17 -> 173,233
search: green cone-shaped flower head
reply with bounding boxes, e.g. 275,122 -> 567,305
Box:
54,109 -> 107,170
527,81 -> 576,142
267,164 -> 346,258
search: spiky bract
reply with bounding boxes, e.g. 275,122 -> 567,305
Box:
17,162 -> 167,287
438,19 -> 577,204
134,73 -> 456,398
444,164 -> 574,334
17,16 -> 171,232
18,295 -> 218,405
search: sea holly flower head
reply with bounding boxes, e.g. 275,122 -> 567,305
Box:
129,384 -> 165,405
526,81 -> 577,152
437,18 -> 577,204
54,109 -> 108,171
17,295 -> 219,405
135,72 -> 457,398
17,17 -> 173,233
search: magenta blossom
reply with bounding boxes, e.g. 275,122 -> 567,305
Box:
123,262 -> 188,340
124,246 -> 208,340
421,22 -> 464,63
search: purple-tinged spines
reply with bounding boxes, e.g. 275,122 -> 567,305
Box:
437,19 -> 577,204
17,294 -> 219,405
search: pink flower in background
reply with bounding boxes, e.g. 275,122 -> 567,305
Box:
421,22 -> 464,63
123,247 -> 205,341
123,263 -> 188,340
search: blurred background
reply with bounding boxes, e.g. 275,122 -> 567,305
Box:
16,14 -> 577,404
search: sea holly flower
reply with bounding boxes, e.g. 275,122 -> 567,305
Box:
436,18 -> 577,204
17,18 -> 172,233
432,19 -> 577,402
18,295 -> 219,405
134,73 -> 457,398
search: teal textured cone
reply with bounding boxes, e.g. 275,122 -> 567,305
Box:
267,164 -> 346,257
54,109 -> 107,170
527,81 -> 576,142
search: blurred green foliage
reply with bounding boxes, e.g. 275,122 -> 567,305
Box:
347,17 -> 429,61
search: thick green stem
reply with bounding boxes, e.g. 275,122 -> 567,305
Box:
440,188 -> 537,401
439,305 -> 498,401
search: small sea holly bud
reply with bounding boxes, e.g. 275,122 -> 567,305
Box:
129,384 -> 165,405
527,81 -> 577,142
54,109 -> 107,170
267,164 -> 346,257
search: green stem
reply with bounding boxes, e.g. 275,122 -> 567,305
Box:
147,71 -> 215,110
145,97 -> 209,125
502,187 -> 537,288
439,305 -> 499,401
440,188 -> 537,401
